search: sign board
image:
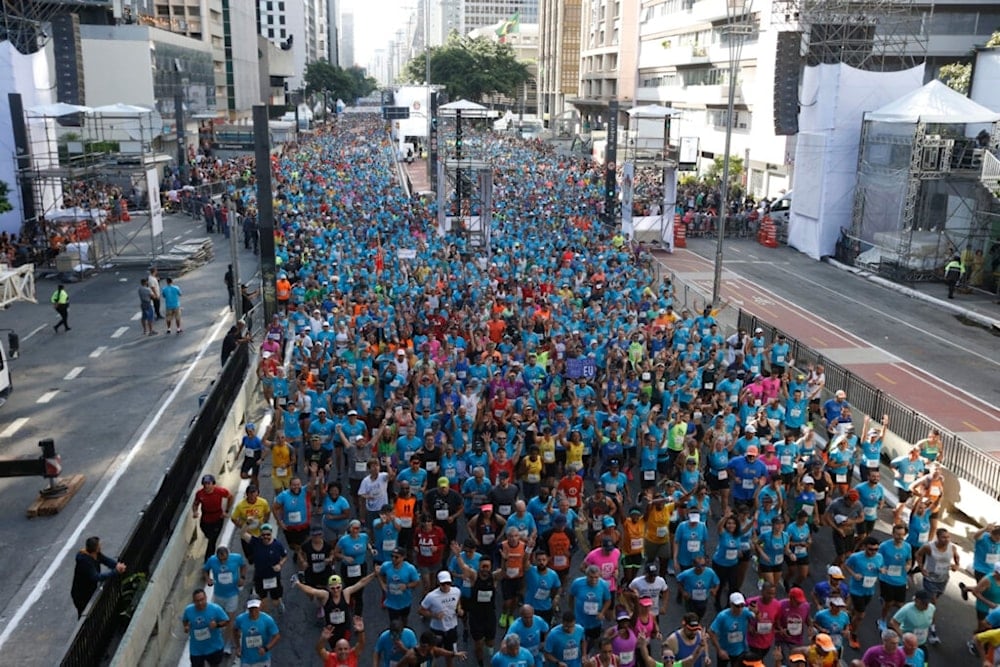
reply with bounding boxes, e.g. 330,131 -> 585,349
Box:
565,357 -> 597,380
146,167 -> 163,237
397,248 -> 417,259
679,137 -> 699,170
382,106 -> 410,120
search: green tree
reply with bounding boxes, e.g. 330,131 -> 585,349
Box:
987,30 -> 1000,47
0,180 -> 12,214
403,34 -> 530,103
304,60 -> 376,102
704,154 -> 745,196
938,62 -> 971,95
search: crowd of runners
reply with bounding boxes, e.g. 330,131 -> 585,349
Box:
179,112 -> 1000,667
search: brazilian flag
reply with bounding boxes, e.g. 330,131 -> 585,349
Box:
496,12 -> 520,42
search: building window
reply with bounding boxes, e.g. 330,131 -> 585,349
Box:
268,28 -> 274,38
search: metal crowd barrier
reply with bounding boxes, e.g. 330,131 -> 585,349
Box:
61,342 -> 252,666
736,309 -> 1000,500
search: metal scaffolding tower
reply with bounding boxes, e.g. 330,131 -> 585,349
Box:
771,0 -> 927,71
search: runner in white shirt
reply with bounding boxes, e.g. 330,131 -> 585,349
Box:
358,460 -> 392,520
419,571 -> 463,666
629,563 -> 670,617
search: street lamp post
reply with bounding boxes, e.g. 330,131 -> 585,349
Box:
712,0 -> 754,307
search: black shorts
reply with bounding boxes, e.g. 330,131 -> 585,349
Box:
469,613 -> 497,641
760,563 -> 784,573
254,578 -> 283,600
708,473 -> 729,491
850,593 -> 873,612
832,530 -> 854,555
880,581 -> 907,604
897,489 -> 912,503
501,577 -> 523,599
584,625 -> 602,642
861,520 -> 876,535
623,553 -> 644,568
684,598 -> 709,618
432,627 -> 458,652
284,527 -> 308,550
387,605 -> 411,623
241,456 -> 260,476
190,650 -> 225,667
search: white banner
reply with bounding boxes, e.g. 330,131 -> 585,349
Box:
621,161 -> 635,239
146,167 -> 163,236
397,248 -> 417,259
436,159 -> 446,236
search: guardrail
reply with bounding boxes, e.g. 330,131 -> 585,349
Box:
60,341 -> 252,667
737,308 -> 1000,500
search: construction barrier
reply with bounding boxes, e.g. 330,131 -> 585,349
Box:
758,215 -> 777,248
673,213 -> 686,249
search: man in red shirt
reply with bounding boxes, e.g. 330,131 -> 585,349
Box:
316,618 -> 365,667
557,468 -> 584,511
193,474 -> 233,563
415,515 -> 447,588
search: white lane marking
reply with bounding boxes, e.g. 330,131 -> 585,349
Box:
0,308 -> 233,650
64,367 -> 85,380
111,327 -> 130,338
89,346 -> 107,358
131,312 -> 142,321
36,390 -> 59,404
22,324 -> 47,342
0,418 -> 28,438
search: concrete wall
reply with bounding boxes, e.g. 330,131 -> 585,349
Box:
110,355 -> 260,667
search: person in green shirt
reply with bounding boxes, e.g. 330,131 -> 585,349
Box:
635,631 -> 705,667
51,284 -> 70,332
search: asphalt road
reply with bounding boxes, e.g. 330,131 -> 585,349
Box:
0,210 -> 260,664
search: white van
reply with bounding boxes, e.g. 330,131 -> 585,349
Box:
0,331 -> 17,408
768,191 -> 792,243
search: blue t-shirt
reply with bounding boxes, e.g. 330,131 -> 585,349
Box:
845,551 -> 884,596
544,624 -> 585,667
677,566 -> 721,603
381,559 -> 420,609
506,616 -> 550,664
710,607 -> 752,655
524,565 -> 561,611
375,628 -> 418,667
492,647 -> 536,667
675,521 -> 709,567
234,610 -> 280,665
974,533 -> 1000,575
161,284 -> 182,310
568,576 -> 611,629
182,601 -> 229,656
203,552 -> 245,599
726,456 -> 767,501
322,495 -> 352,531
878,539 -> 912,586
855,482 -> 884,522
814,609 -> 850,649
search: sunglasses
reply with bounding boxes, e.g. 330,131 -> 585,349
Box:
261,533 -> 273,537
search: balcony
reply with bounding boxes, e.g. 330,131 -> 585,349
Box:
659,43 -> 712,67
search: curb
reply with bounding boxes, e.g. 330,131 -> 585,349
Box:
824,257 -> 1000,331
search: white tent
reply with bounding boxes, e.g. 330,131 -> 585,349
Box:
25,102 -> 92,116
88,103 -> 155,116
438,99 -> 489,117
626,105 -> 682,119
632,215 -> 674,251
864,80 -> 1000,124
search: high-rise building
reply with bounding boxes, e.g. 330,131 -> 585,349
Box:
537,0 -> 581,129
327,0 -> 341,65
341,12 -> 355,67
569,0 -> 640,127
428,0 -> 463,45
305,0 -> 328,65
258,0 -> 308,89
462,0 -> 539,33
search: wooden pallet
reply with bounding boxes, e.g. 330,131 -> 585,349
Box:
26,475 -> 85,518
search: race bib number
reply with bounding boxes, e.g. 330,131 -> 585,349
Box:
773,553 -> 783,564
717,470 -> 728,480
726,631 -> 743,644
644,470 -> 656,481
329,610 -> 346,624
814,491 -> 825,500
725,549 -> 738,561
687,540 -> 701,553
426,461 -> 439,472
864,458 -> 878,469
482,533 -> 495,544
918,532 -> 929,544
383,540 -> 397,552
347,564 -> 361,577
862,575 -> 877,588
355,461 -> 368,473
656,526 -> 668,538
312,561 -> 327,573
795,546 -> 807,556
780,456 -> 792,466
420,546 -> 434,556
245,635 -> 263,648
218,571 -> 234,585
604,483 -> 617,493
527,473 -> 541,483
692,588 -> 707,601
543,451 -> 556,463
787,620 -> 802,636
275,467 -> 287,477
436,509 -> 449,520
262,577 -> 278,590
902,474 -> 916,484
506,567 -> 520,578
288,511 -> 303,524
399,517 -> 413,528
864,506 -> 877,520
835,474 -> 847,484
986,553 -> 1000,565
583,601 -> 599,615
477,590 -> 493,603
499,505 -> 512,516
756,622 -> 773,634
620,651 -> 635,664
742,478 -> 755,490
194,627 -> 211,641
887,565 -> 902,578
631,538 -> 643,551
535,587 -> 549,600
563,648 -> 579,661
553,555 -> 568,567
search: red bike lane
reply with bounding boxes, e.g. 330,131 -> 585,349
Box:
660,249 -> 1000,458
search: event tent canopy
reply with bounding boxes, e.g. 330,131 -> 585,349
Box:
864,80 -> 1000,124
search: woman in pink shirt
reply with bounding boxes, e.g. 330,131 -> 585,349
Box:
776,587 -> 811,662
747,582 -> 784,657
